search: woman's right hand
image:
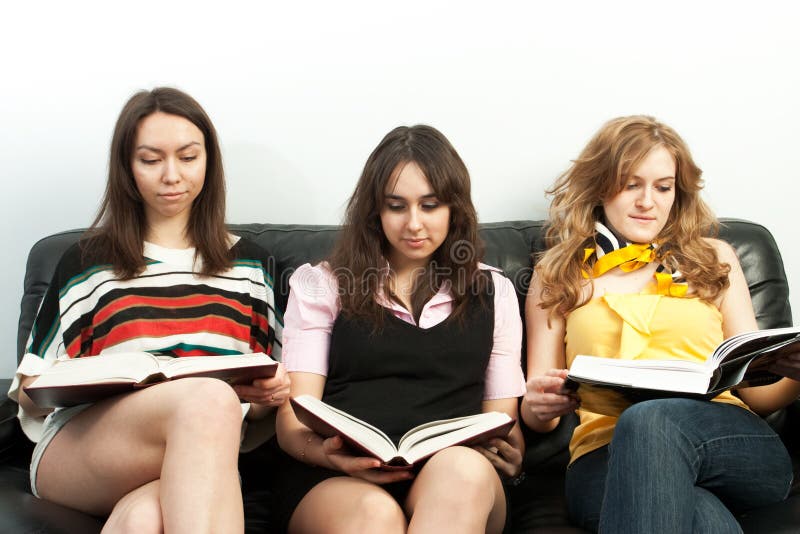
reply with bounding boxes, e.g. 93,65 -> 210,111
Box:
524,369 -> 580,423
322,435 -> 414,484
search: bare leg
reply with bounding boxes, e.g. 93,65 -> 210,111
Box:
36,378 -> 244,534
288,476 -> 407,534
101,480 -> 163,534
405,446 -> 506,534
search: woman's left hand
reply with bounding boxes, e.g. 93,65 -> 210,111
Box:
768,352 -> 800,381
233,363 -> 291,407
474,432 -> 524,478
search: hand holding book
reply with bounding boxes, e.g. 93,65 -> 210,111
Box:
321,435 -> 416,483
768,351 -> 800,381
525,369 -> 580,424
291,395 -> 515,469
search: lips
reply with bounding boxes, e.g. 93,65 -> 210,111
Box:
404,238 -> 427,248
160,192 -> 187,201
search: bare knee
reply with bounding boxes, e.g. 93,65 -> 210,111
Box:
168,378 -> 243,438
102,484 -> 163,534
427,446 -> 499,497
349,488 -> 406,530
408,447 -> 506,533
291,479 -> 406,534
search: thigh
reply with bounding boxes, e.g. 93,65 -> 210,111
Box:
289,476 -> 406,534
565,446 -> 608,532
405,446 -> 507,534
36,377 -> 241,514
615,399 -> 792,510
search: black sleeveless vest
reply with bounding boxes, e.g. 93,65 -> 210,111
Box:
322,273 -> 495,444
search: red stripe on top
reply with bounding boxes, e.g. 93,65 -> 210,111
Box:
90,316 -> 251,355
66,326 -> 94,357
94,293 -> 251,325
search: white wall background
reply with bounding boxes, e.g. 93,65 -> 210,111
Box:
2,1 -> 798,377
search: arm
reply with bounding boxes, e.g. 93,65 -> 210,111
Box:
474,397 -> 525,478
8,253 -> 73,423
520,273 -> 579,432
711,239 -> 800,414
15,375 -> 53,418
232,239 -> 291,419
275,371 -> 412,484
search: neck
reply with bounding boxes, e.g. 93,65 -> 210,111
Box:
145,218 -> 193,249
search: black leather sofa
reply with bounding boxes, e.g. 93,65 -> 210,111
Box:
1,219 -> 799,533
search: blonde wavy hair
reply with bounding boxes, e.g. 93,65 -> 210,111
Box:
536,115 -> 730,317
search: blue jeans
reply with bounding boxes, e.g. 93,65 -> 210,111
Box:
565,399 -> 792,533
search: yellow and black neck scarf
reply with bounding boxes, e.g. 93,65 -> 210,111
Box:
583,221 -> 688,297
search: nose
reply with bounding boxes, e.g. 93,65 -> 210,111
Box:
636,187 -> 654,209
162,157 -> 181,184
407,207 -> 423,232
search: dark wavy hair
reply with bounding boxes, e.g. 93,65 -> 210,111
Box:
83,87 -> 231,277
328,124 -> 486,325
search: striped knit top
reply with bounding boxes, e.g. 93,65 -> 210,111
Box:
9,235 -> 283,441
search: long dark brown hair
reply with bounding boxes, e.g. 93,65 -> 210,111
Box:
83,87 -> 231,277
328,124 -> 486,325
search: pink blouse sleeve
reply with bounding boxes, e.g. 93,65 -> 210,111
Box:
483,270 -> 526,400
281,263 -> 340,376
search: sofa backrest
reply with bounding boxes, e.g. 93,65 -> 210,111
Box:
16,219 -> 792,364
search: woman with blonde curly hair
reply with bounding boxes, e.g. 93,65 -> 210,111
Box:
522,115 -> 799,532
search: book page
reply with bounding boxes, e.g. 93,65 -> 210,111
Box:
711,327 -> 800,366
159,353 -> 275,378
398,412 -> 512,465
569,355 -> 712,394
29,352 -> 159,387
292,395 -> 398,463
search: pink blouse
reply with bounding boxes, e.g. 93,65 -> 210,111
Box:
282,262 -> 526,400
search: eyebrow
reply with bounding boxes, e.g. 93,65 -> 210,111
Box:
630,175 -> 675,181
136,141 -> 201,153
384,193 -> 438,200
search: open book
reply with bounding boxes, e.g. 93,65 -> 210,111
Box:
565,326 -> 800,415
290,395 -> 515,468
24,352 -> 278,408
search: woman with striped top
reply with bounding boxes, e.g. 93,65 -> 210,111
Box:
8,87 -> 289,533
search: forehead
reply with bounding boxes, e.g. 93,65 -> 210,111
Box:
627,145 -> 676,177
135,112 -> 204,149
384,161 -> 434,196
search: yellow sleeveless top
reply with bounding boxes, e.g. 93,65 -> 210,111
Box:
565,290 -> 750,463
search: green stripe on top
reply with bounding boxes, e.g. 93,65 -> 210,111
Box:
59,259 -> 161,299
59,263 -> 114,299
27,318 -> 59,357
233,259 -> 275,287
154,343 -> 244,356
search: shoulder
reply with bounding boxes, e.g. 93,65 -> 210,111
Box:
231,235 -> 274,262
54,240 -> 115,284
478,262 -> 518,299
702,237 -> 739,264
478,262 -> 511,284
286,262 -> 341,317
289,262 -> 338,292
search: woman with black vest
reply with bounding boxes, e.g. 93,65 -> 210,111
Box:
271,125 -> 526,533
